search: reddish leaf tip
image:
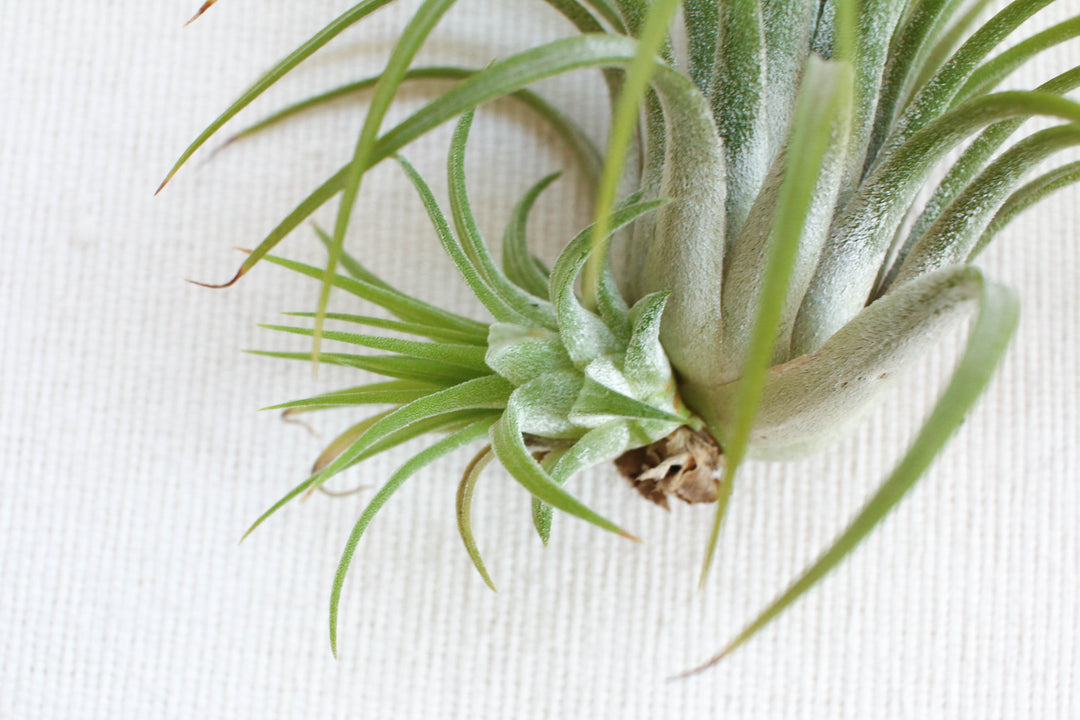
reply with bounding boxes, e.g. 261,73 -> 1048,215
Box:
184,0 -> 218,27
186,266 -> 245,289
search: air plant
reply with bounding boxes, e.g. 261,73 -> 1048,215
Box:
162,0 -> 1080,673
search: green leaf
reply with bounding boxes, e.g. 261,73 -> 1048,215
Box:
683,0 -> 718,94
697,49 -> 855,584
159,0 -> 397,191
261,253 -> 488,338
711,0 -> 767,236
681,268 -> 1019,674
888,65 -> 1080,289
501,172 -> 561,299
262,382 -> 434,412
314,374 -> 514,490
395,153 -> 538,326
447,112 -> 558,328
491,381 -> 638,540
550,199 -> 666,366
455,445 -> 498,591
224,66 -> 603,186
283,311 -> 486,346
581,0 -> 684,310
259,323 -> 491,371
794,89 -> 1080,356
245,350 -> 484,386
973,158 -> 1080,258
316,0 -> 459,366
894,123 -> 1080,286
330,416 -> 496,656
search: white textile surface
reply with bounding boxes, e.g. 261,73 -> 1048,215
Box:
2,2 -> 1077,718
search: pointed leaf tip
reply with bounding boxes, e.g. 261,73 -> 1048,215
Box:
186,266 -> 245,289
184,0 -> 218,27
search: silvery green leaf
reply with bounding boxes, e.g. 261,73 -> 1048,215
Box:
690,265 -> 1000,460
485,323 -> 575,386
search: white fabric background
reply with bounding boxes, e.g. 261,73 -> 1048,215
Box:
2,1 -> 1077,717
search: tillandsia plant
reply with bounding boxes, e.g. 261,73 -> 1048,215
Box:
163,0 -> 1080,673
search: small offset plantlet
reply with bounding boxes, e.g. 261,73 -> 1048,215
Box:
164,0 -> 1080,673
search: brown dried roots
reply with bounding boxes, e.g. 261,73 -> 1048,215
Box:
614,426 -> 723,509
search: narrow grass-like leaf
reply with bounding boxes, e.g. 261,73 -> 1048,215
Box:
396,153 -> 538,326
876,0 -> 1057,162
681,269 -> 1018,674
260,253 -> 488,338
448,112 -> 558,327
223,66 -> 603,192
315,374 -> 513,490
581,0 -> 683,309
502,173 -> 561,299
160,0 -> 397,191
957,15 -> 1080,105
894,124 -> 1080,285
316,0 -> 458,366
888,66 -> 1080,289
263,386 -> 433,412
284,311 -> 486,346
260,324 -> 491,371
218,34 -> 706,285
245,350 -> 484,385
330,417 -> 496,656
973,159 -> 1080,258
456,445 -> 498,591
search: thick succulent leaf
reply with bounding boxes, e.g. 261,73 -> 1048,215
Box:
316,0 -> 458,363
793,90 -> 1080,355
682,267 -> 1018,673
697,42 -> 856,583
893,124 -> 1080,286
711,0 -> 767,236
693,265 -> 1009,460
550,198 -> 665,366
501,173 -> 561,299
637,75 -> 728,389
260,253 -> 488,338
683,0 -> 718,94
448,112 -> 558,328
760,0 -> 818,155
485,323 -> 575,386
246,350 -> 484,386
456,445 -> 498,591
395,154 -> 536,326
721,56 -> 854,379
973,158 -> 1080,257
259,324 -> 491,371
159,0 -> 397,191
531,420 -> 653,543
622,291 -> 673,393
330,417 -> 496,656
491,381 -> 638,540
